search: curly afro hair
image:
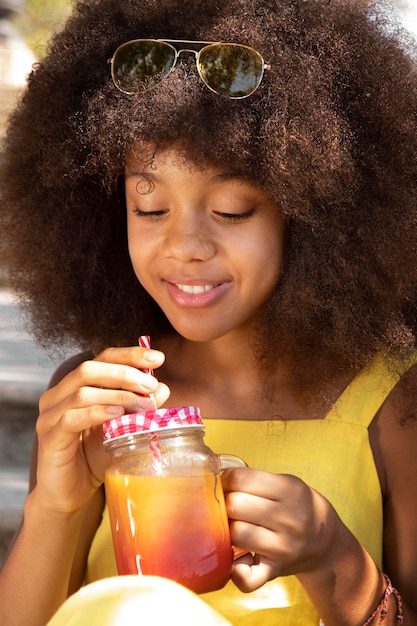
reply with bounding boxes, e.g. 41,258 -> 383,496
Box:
2,0 -> 417,383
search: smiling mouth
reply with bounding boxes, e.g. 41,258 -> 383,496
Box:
175,284 -> 219,295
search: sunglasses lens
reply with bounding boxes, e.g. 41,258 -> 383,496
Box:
112,40 -> 176,94
198,44 -> 264,98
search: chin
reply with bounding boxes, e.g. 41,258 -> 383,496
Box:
169,322 -> 231,343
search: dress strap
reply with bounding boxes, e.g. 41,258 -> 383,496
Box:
326,351 -> 417,427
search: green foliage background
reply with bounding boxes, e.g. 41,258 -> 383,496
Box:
11,0 -> 412,60
13,0 -> 73,58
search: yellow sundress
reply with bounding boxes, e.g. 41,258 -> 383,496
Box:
82,352 -> 416,625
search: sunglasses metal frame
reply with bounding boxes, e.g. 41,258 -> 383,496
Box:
110,39 -> 270,99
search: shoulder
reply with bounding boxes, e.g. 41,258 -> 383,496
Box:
48,350 -> 94,388
369,361 -> 417,496
370,363 -> 417,608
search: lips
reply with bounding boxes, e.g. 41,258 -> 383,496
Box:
164,280 -> 231,307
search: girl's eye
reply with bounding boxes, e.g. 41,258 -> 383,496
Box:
133,208 -> 167,218
214,208 -> 255,222
132,207 -> 255,221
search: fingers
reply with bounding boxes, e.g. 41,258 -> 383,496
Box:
223,469 -> 315,534
95,346 -> 165,369
223,467 -> 328,581
36,345 -> 171,474
40,378 -> 171,436
228,508 -> 291,567
232,553 -> 277,593
40,387 -> 152,428
41,361 -> 155,410
37,404 -> 121,443
32,346 -> 170,514
39,346 -> 168,418
222,467 -> 307,501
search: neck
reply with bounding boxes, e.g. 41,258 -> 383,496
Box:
157,334 -> 355,421
160,333 -> 260,390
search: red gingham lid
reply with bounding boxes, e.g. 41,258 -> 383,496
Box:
103,405 -> 203,442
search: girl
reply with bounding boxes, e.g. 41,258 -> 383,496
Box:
1,0 -> 417,624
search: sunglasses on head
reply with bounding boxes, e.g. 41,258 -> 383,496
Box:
110,39 -> 270,99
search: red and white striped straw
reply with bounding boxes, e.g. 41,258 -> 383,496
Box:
138,335 -> 153,376
138,335 -> 157,409
148,432 -> 163,473
138,335 -> 161,472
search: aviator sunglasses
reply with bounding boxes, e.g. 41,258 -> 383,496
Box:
110,39 -> 270,99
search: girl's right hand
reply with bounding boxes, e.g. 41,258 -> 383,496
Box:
33,346 -> 170,515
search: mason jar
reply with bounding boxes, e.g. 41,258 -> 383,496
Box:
103,405 -> 246,594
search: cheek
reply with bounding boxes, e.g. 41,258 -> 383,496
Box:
127,232 -> 161,303
127,225 -> 148,280
251,234 -> 284,298
247,227 -> 284,278
266,219 -> 286,274
128,253 -> 155,300
128,247 -> 148,283
127,228 -> 139,269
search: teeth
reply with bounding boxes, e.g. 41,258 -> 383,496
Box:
176,284 -> 215,295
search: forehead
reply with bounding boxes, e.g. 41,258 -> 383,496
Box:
125,146 -> 200,174
124,145 -> 256,185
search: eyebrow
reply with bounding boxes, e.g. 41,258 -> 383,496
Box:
125,170 -> 251,185
210,172 -> 249,184
125,170 -> 154,180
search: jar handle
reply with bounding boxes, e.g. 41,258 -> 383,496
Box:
217,454 -> 248,471
217,454 -> 249,560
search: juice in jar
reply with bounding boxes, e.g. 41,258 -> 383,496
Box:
105,469 -> 233,594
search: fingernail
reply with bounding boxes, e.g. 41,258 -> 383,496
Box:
106,406 -> 123,415
144,350 -> 161,364
141,375 -> 156,392
135,396 -> 157,410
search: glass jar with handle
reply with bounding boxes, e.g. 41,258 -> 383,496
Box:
103,406 -> 247,594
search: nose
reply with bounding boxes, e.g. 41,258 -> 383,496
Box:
163,209 -> 216,262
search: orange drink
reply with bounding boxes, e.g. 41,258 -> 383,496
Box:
105,469 -> 233,594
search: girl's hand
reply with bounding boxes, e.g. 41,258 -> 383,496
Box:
34,346 -> 170,515
222,468 -> 341,593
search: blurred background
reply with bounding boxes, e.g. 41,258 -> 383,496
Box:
0,0 -> 71,566
402,0 -> 417,31
1,0 -> 417,146
1,0 -> 71,144
0,0 -> 417,566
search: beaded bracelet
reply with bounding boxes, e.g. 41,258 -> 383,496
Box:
318,573 -> 404,626
362,574 -> 403,626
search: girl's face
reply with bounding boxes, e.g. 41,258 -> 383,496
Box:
125,148 -> 286,342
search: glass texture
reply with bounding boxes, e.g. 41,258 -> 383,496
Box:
111,40 -> 266,98
104,426 -> 234,593
113,40 -> 176,94
198,44 -> 263,97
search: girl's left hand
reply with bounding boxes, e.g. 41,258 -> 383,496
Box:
222,467 -> 341,593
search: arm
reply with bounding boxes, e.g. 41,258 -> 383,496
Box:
296,381 -> 417,625
223,469 -> 389,625
369,365 -> 417,623
0,346 -> 169,626
222,371 -> 417,625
